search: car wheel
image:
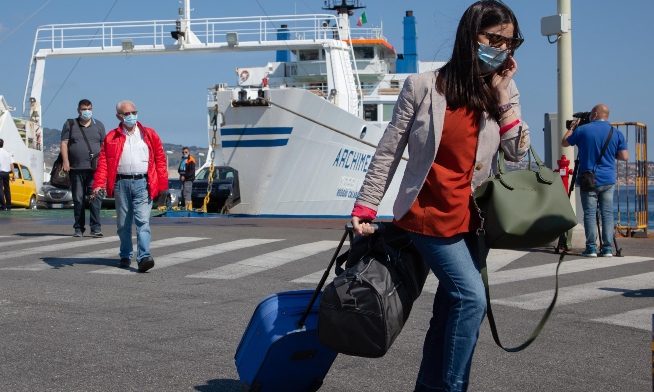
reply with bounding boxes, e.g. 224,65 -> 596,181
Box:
29,195 -> 37,210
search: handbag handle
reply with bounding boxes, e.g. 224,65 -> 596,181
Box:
497,145 -> 553,190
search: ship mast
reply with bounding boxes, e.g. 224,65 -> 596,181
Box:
322,0 -> 364,40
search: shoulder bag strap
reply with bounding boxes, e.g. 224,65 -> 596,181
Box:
477,231 -> 564,352
592,125 -> 614,172
76,119 -> 95,157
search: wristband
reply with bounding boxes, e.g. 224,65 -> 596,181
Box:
499,118 -> 520,135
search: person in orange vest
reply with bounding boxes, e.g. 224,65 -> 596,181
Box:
178,147 -> 196,210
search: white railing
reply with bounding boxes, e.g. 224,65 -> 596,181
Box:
349,27 -> 385,40
32,14 -> 341,52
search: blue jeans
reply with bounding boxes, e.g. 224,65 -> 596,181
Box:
410,233 -> 487,392
580,184 -> 614,252
114,178 -> 152,261
70,170 -> 101,233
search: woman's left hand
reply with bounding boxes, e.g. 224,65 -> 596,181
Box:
492,56 -> 518,100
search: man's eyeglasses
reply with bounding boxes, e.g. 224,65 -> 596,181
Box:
121,111 -> 138,116
479,31 -> 524,50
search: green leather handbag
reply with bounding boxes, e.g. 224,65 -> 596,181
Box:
473,146 -> 577,249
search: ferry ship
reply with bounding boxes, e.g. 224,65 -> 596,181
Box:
18,0 -> 445,217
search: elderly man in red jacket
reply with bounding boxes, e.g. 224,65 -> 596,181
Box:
92,100 -> 168,272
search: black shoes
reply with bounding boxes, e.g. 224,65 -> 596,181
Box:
91,231 -> 103,238
137,256 -> 155,273
119,258 -> 131,269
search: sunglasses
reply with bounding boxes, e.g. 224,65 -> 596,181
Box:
121,111 -> 138,116
479,31 -> 524,50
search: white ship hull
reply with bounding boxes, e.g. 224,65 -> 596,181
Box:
210,88 -> 406,217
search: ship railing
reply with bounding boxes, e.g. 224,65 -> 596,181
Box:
349,28 -> 385,40
32,14 -> 341,53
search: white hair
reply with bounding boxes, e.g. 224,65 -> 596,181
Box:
115,100 -> 136,113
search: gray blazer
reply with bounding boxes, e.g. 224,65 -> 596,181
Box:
356,70 -> 530,219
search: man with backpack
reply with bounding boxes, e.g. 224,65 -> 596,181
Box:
60,99 -> 106,237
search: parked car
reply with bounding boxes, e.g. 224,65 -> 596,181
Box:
37,183 -> 74,209
191,166 -> 240,213
9,163 -> 38,209
163,178 -> 183,209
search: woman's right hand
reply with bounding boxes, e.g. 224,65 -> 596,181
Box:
351,216 -> 376,236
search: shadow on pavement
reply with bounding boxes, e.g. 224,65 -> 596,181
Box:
600,287 -> 654,298
194,379 -> 244,392
41,257 -> 119,269
14,232 -> 72,237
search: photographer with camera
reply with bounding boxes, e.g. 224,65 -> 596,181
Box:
562,103 -> 628,257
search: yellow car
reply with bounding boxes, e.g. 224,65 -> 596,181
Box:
10,163 -> 38,209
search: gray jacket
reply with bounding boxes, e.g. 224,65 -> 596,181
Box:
356,70 -> 530,219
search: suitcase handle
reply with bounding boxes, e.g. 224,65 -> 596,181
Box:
297,223 -> 379,329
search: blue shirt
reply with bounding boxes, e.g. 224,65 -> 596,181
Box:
566,119 -> 627,186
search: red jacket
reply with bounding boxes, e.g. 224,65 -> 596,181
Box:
93,122 -> 168,200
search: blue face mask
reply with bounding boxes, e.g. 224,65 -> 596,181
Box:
80,110 -> 92,121
123,114 -> 137,127
477,42 -> 508,74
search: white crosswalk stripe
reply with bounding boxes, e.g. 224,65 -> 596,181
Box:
492,271 -> 654,310
591,307 -> 654,331
3,237 -> 206,271
92,238 -> 283,275
489,256 -> 653,285
188,240 -> 341,280
0,235 -> 67,247
0,236 -> 120,261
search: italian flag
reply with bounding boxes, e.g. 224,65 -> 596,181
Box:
356,11 -> 367,27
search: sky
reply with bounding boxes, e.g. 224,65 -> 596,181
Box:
1,0 -> 652,161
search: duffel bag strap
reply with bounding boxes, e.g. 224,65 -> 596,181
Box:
477,231 -> 565,352
298,227 -> 352,328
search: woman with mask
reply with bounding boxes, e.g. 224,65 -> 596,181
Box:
351,1 -> 530,390
178,147 -> 196,210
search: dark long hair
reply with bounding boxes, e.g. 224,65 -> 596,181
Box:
437,0 -> 522,119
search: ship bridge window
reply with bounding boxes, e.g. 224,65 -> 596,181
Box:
354,47 -> 374,59
382,104 -> 394,121
363,104 -> 378,122
298,50 -> 320,61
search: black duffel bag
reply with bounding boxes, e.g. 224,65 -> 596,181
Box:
317,222 -> 430,358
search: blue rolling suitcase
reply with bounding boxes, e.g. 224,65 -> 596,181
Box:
235,231 -> 349,391
235,290 -> 338,392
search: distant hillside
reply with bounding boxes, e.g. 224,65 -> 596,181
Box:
43,128 -> 208,171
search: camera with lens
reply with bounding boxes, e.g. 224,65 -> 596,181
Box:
565,111 -> 592,130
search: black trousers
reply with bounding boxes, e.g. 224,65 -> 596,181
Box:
70,170 -> 101,232
0,171 -> 10,209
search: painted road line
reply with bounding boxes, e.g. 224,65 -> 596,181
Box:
4,237 -> 206,271
492,271 -> 654,310
486,249 -> 530,273
592,307 -> 654,331
92,238 -> 283,275
489,256 -> 653,285
0,235 -> 66,247
0,236 -> 120,262
187,240 -> 341,280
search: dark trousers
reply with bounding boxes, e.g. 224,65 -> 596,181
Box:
0,171 -> 10,209
70,170 -> 101,233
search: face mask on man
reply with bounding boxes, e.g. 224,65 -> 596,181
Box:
123,113 -> 137,127
477,42 -> 508,74
182,153 -> 189,158
80,110 -> 92,121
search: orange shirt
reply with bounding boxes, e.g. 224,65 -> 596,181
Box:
395,106 -> 479,237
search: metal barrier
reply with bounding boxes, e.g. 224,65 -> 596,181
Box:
612,122 -> 649,236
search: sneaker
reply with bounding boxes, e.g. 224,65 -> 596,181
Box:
91,231 -> 104,238
73,230 -> 83,238
581,248 -> 597,257
137,256 -> 155,273
119,258 -> 131,269
600,249 -> 613,257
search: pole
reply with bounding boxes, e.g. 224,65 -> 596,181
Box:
558,0 -> 575,214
